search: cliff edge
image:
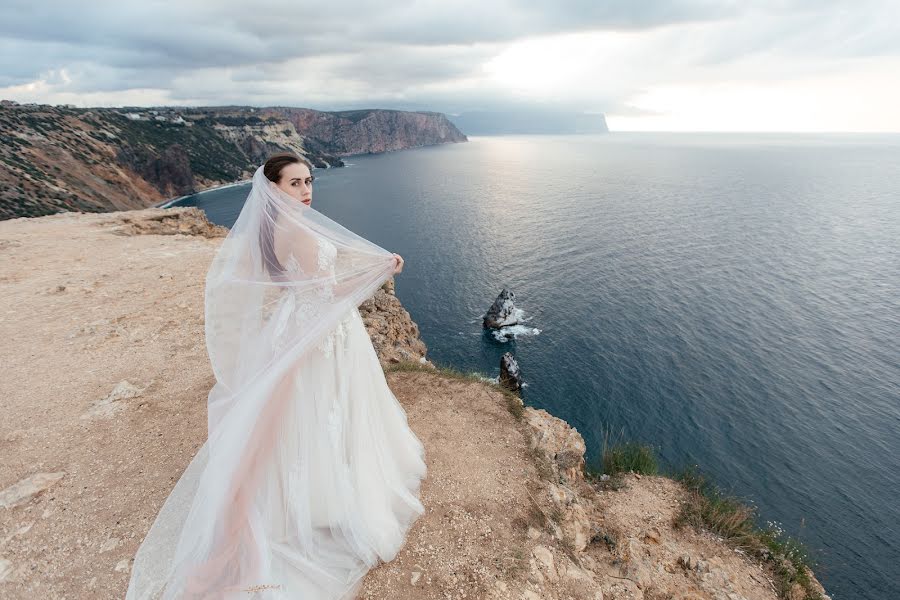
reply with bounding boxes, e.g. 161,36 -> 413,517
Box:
0,208 -> 828,599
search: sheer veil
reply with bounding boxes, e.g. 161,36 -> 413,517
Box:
126,165 -> 399,599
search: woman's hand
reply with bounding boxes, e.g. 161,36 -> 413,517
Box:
391,253 -> 404,274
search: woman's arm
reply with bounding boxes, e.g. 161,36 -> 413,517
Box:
273,219 -> 319,276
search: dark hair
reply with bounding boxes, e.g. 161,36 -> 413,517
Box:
263,152 -> 313,183
259,152 -> 314,280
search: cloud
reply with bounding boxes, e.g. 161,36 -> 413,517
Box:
1,0 -> 898,130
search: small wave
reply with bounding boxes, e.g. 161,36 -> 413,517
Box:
478,307 -> 541,342
492,324 -> 542,342
489,308 -> 528,327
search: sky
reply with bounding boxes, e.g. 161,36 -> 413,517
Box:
1,0 -> 899,132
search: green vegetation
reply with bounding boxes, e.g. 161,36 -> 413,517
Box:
108,112 -> 249,182
209,115 -> 265,126
600,441 -> 659,476
582,433 -> 823,599
675,467 -> 823,600
584,428 -> 659,479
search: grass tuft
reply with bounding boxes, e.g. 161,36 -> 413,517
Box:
601,442 -> 658,476
674,467 -> 823,600
585,427 -> 658,479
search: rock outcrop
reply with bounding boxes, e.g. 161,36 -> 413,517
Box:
102,207 -> 229,238
518,406 -> 832,600
484,288 -> 519,329
359,277 -> 431,368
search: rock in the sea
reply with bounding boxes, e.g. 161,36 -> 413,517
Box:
499,352 -> 522,391
483,288 -> 519,329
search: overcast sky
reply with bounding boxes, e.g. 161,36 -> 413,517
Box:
2,0 -> 898,131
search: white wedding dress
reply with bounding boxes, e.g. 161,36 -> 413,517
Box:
126,166 -> 424,600
254,237 -> 427,598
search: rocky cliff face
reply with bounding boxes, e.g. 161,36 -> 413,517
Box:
0,104 -> 467,220
359,277 -> 431,367
512,407 -> 831,600
277,108 -> 467,155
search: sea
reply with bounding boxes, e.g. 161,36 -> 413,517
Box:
170,133 -> 900,599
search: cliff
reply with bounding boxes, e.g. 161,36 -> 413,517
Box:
0,104 -> 467,220
0,208 -> 828,599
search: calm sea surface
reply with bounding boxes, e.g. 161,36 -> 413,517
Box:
173,133 -> 900,599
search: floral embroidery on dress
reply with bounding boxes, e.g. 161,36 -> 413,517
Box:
317,237 -> 337,272
272,240 -> 352,359
317,313 -> 354,358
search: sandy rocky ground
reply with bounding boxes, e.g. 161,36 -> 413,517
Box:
0,208 -> 829,600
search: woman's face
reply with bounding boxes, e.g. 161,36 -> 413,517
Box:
275,162 -> 313,206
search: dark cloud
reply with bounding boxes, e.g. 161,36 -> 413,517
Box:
0,0 -> 740,78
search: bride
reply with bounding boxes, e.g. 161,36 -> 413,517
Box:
126,152 -> 428,599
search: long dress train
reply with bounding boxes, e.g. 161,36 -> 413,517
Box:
253,239 -> 428,598
126,235 -> 427,600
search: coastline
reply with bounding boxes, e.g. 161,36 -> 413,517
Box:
1,104 -> 466,220
153,178 -> 252,209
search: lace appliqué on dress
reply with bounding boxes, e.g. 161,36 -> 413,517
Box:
272,239 -> 351,358
317,237 -> 337,272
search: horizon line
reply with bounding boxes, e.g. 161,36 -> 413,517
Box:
4,100 -> 898,135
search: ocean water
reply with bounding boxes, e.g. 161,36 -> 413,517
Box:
174,133 -> 900,599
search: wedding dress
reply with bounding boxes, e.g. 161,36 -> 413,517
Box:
126,166 -> 427,600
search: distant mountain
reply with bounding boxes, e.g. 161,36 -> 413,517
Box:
449,109 -> 608,135
0,103 -> 467,220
